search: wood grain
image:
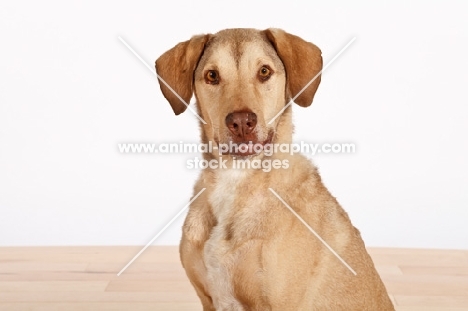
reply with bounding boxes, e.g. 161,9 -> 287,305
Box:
0,246 -> 467,310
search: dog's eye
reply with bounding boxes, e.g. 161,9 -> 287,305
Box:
205,70 -> 220,84
258,66 -> 273,81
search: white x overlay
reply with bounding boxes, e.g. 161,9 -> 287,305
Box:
117,34 -> 357,277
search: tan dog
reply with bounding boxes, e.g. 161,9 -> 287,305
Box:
156,28 -> 394,311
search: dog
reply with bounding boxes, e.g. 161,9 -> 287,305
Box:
155,28 -> 394,311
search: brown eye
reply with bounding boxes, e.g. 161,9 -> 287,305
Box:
258,65 -> 273,81
205,70 -> 219,84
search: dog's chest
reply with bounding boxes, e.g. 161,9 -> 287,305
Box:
204,169 -> 248,310
208,169 -> 245,222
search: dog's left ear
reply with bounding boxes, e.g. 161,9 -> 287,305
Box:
263,28 -> 323,107
155,34 -> 211,115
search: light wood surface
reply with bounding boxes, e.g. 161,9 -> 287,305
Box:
0,246 -> 467,310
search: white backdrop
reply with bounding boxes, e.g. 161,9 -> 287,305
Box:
1,1 -> 467,249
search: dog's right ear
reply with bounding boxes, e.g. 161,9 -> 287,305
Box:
263,28 -> 322,108
155,34 -> 211,115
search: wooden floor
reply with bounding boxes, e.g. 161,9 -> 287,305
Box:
0,247 -> 467,310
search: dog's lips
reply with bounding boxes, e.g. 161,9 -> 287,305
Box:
218,132 -> 274,157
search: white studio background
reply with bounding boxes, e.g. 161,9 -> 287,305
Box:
0,1 -> 467,249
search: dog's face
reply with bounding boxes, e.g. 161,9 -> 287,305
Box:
156,28 -> 322,159
194,29 -> 285,156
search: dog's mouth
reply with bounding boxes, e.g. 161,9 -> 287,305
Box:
216,131 -> 274,157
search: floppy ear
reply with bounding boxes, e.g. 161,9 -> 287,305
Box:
263,28 -> 323,107
155,34 -> 210,115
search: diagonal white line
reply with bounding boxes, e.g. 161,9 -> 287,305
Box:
117,188 -> 206,276
268,188 -> 357,276
118,36 -> 207,125
268,37 -> 356,125
118,36 -> 157,75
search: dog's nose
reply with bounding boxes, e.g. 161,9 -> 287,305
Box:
225,112 -> 257,140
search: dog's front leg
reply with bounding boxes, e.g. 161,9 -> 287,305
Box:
180,237 -> 215,311
179,187 -> 217,311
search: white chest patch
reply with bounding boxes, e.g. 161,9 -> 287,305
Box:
204,169 -> 247,310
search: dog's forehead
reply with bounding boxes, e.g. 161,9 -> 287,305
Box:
199,29 -> 282,69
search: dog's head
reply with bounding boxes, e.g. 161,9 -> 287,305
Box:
156,28 -> 322,158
